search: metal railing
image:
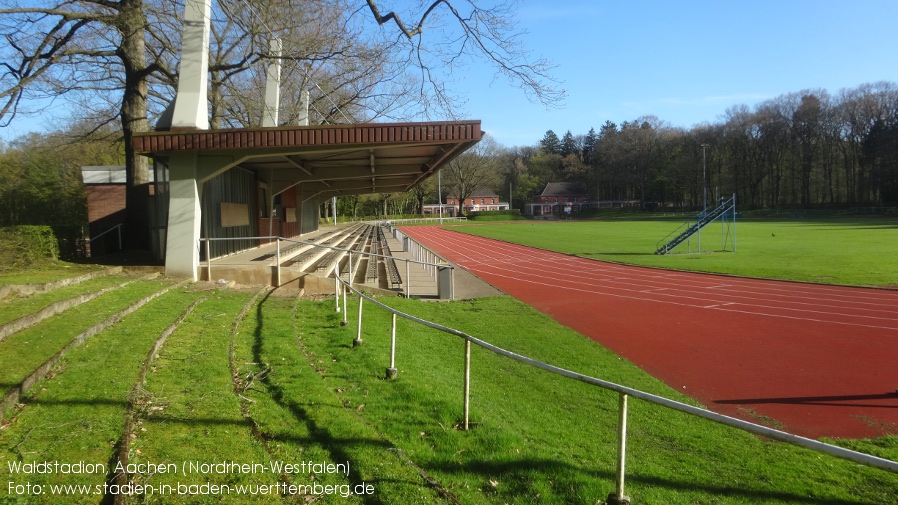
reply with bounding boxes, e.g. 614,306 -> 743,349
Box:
331,268 -> 898,503
389,227 -> 449,283
88,223 -> 123,251
374,216 -> 467,226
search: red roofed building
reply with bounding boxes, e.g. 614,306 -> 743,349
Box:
524,182 -> 639,218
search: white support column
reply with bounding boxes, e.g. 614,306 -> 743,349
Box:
165,153 -> 203,280
298,90 -> 310,126
171,0 -> 211,130
261,38 -> 282,127
162,0 -> 210,281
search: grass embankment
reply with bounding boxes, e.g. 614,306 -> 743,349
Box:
232,293 -> 452,504
127,290 -> 288,504
0,273 -> 137,326
0,262 -> 110,287
0,278 -> 176,395
0,289 -> 206,500
445,216 -> 898,287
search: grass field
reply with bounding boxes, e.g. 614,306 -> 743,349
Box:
1,215 -> 897,503
447,216 -> 898,287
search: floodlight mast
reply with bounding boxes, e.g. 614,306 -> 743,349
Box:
700,143 -> 709,253
701,144 -> 708,214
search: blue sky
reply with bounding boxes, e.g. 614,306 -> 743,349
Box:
2,0 -> 897,147
449,0 -> 898,146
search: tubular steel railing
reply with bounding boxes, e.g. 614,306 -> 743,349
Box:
331,265 -> 898,504
372,216 -> 467,226
88,223 -> 123,251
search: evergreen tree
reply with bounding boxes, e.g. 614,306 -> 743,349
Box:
582,127 -> 598,163
560,130 -> 577,157
540,130 -> 561,154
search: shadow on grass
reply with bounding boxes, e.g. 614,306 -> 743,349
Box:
252,293 -> 393,505
583,252 -> 657,257
426,458 -> 876,504
715,392 -> 898,409
0,382 -> 20,391
26,398 -> 128,407
142,415 -> 252,426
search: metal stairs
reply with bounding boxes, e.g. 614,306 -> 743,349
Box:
655,195 -> 736,255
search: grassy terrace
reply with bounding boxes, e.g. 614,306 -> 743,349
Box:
1,215 -> 897,503
0,272 -> 139,326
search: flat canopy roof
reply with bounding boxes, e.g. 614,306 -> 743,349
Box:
133,120 -> 482,198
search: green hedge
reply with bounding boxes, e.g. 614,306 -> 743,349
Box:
465,209 -> 523,221
0,225 -> 60,269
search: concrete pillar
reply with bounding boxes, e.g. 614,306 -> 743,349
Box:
165,153 -> 203,280
171,0 -> 211,130
298,90 -> 310,126
261,38 -> 282,127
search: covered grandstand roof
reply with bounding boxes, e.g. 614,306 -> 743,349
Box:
133,120 -> 482,199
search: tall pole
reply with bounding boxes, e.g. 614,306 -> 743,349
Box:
700,143 -> 708,254
438,169 -> 443,225
701,144 -> 708,215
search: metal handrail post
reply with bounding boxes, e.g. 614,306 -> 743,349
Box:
205,238 -> 211,281
463,339 -> 471,430
341,259 -> 348,326
606,393 -> 630,505
334,264 -> 341,313
386,313 -> 397,379
275,239 -> 281,287
353,298 -> 363,347
451,267 -> 455,300
405,259 -> 411,298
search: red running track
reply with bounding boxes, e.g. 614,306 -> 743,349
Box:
402,225 -> 898,439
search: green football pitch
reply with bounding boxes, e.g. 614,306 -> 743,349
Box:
445,216 -> 898,287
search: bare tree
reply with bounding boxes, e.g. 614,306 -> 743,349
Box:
443,134 -> 501,216
204,0 -> 421,127
364,0 -> 565,114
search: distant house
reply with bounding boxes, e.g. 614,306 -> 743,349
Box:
423,187 -> 508,216
523,182 -> 639,218
524,182 -> 590,217
80,166 -> 155,256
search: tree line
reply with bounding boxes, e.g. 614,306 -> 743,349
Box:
503,81 -> 898,211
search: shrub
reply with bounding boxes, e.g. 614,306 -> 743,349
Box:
466,209 -> 523,221
0,225 -> 60,269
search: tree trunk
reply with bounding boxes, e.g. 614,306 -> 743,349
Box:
119,0 -> 151,251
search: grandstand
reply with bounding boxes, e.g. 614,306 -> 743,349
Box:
197,223 -> 449,298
